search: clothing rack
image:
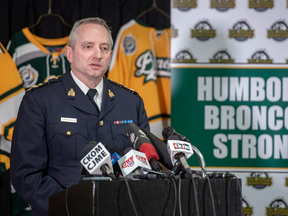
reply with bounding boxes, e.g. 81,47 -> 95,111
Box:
136,0 -> 170,19
28,0 -> 73,29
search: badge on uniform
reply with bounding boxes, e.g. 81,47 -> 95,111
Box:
108,89 -> 115,98
68,88 -> 75,97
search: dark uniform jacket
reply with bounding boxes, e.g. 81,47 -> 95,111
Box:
10,70 -> 149,215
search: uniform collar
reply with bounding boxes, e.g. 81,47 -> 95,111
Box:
62,70 -> 115,118
70,70 -> 103,101
62,70 -> 98,115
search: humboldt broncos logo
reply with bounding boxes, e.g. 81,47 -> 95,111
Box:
135,50 -> 170,83
19,64 -> 39,88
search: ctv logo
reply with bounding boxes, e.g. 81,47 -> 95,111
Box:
136,155 -> 148,165
122,156 -> 134,168
173,142 -> 191,151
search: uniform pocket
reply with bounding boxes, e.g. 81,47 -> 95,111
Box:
110,124 -> 131,153
49,122 -> 88,166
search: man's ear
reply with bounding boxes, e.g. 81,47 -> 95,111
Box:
66,46 -> 73,63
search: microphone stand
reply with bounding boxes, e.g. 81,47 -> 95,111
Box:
190,145 -> 207,178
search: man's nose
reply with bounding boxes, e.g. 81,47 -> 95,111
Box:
93,47 -> 102,59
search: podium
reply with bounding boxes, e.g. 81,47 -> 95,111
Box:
49,178 -> 242,216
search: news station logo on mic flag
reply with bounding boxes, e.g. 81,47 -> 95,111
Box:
111,152 -> 121,165
118,149 -> 151,177
167,140 -> 194,165
136,155 -> 148,165
122,156 -> 135,168
80,142 -> 113,175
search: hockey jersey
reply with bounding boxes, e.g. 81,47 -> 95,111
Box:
108,19 -> 171,138
0,42 -> 25,172
7,27 -> 70,89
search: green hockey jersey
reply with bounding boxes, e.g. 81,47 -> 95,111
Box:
7,27 -> 70,89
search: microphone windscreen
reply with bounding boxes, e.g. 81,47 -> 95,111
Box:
127,123 -> 151,150
82,141 -> 98,157
167,135 -> 180,141
106,143 -> 123,157
162,127 -> 175,141
123,147 -> 134,155
141,128 -> 173,169
139,143 -> 160,161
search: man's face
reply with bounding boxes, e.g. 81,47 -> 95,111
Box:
66,23 -> 112,82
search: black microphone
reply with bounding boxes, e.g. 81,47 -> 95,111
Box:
106,143 -> 123,178
141,128 -> 185,177
127,123 -> 162,172
167,135 -> 193,175
141,128 -> 173,170
162,126 -> 190,142
163,127 -> 207,178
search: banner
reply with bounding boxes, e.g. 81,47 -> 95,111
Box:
171,0 -> 288,215
172,66 -> 288,170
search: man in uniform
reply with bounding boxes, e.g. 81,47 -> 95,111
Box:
10,17 -> 149,216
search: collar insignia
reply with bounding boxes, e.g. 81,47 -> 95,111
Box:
68,88 -> 75,97
108,89 -> 115,98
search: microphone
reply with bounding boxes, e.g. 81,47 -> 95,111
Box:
121,148 -> 157,179
80,141 -> 116,179
117,147 -> 152,180
162,126 -> 190,142
125,147 -> 158,180
122,147 -> 144,178
127,123 -> 162,172
165,133 -> 202,216
166,135 -> 194,175
106,143 -> 123,178
163,127 -> 207,178
141,128 -> 173,170
81,141 -> 97,177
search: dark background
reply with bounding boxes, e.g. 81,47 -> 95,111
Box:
0,0 -> 170,215
0,0 -> 171,48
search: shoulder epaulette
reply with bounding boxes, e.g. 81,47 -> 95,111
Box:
27,75 -> 62,92
109,79 -> 139,96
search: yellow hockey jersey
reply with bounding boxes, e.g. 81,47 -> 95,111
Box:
0,42 -> 25,172
108,19 -> 171,138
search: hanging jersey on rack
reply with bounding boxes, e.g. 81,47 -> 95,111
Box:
0,42 -> 25,143
0,42 -> 25,172
6,27 -> 70,89
108,19 -> 171,138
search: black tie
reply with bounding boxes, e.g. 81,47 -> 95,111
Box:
87,89 -> 99,112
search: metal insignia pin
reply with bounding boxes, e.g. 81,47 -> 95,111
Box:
108,89 -> 115,97
68,88 -> 75,97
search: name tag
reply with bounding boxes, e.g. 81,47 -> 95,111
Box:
61,117 -> 77,123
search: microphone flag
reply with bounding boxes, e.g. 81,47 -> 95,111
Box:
80,142 -> 113,175
167,139 -> 194,165
111,152 -> 121,165
118,149 -> 151,177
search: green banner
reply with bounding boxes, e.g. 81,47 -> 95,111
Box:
171,66 -> 288,169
